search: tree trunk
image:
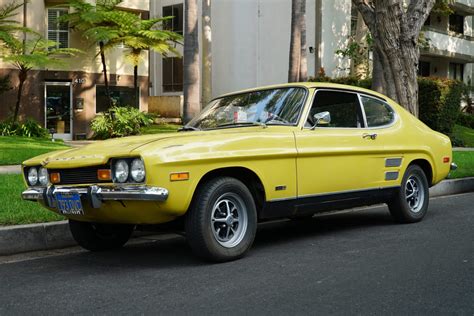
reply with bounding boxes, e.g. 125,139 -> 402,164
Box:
299,0 -> 308,82
13,68 -> 27,122
371,47 -> 384,93
352,0 -> 435,117
201,0 -> 212,105
134,65 -> 139,108
99,41 -> 112,109
288,0 -> 302,82
183,0 -> 200,123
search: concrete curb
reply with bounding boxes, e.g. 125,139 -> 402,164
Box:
1,177 -> 473,256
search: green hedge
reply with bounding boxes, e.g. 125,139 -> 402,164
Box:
418,77 -> 464,135
457,112 -> 474,129
309,75 -> 464,135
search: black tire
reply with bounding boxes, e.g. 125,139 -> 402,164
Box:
388,165 -> 429,223
69,220 -> 134,251
185,177 -> 257,262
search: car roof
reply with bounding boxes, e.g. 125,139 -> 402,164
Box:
217,82 -> 390,102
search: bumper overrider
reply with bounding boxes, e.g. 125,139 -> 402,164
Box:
21,185 -> 169,209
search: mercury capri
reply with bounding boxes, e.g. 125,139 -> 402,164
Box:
21,83 -> 456,261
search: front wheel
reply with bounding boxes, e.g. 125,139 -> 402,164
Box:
185,177 -> 257,262
69,220 -> 134,251
388,165 -> 429,223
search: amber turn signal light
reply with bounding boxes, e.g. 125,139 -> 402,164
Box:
443,157 -> 450,163
50,173 -> 61,184
170,172 -> 189,181
97,169 -> 112,181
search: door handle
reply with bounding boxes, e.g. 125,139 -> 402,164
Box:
363,133 -> 377,140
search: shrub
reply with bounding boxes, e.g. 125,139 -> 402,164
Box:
91,106 -> 154,139
457,112 -> 474,129
310,75 -> 464,135
418,77 -> 464,135
0,119 -> 49,138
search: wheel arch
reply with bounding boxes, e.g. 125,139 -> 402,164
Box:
407,158 -> 433,187
192,167 -> 267,217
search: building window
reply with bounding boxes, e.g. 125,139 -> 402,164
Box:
47,9 -> 69,48
96,86 -> 139,113
418,61 -> 430,77
449,63 -> 464,81
163,57 -> 183,92
163,4 -> 183,35
449,14 -> 464,34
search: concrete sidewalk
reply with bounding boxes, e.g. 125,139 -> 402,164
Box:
1,177 -> 473,257
0,165 -> 21,174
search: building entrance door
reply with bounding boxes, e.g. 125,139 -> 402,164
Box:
45,82 -> 72,140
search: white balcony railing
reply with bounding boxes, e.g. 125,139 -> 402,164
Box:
424,30 -> 474,59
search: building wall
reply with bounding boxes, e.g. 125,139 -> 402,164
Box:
149,0 -> 351,99
0,0 -> 150,139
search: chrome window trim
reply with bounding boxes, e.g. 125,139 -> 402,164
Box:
302,88 -> 366,130
358,93 -> 398,130
301,88 -> 399,131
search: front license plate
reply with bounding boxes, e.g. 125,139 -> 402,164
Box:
55,193 -> 84,215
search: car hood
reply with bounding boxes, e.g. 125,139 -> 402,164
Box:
23,133 -> 185,168
23,126 -> 297,169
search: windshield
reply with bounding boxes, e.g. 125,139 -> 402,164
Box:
187,87 -> 307,130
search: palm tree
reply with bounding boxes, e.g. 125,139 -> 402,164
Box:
95,10 -> 182,106
61,0 -> 122,108
0,1 -> 23,41
0,33 -> 80,121
183,0 -> 200,123
288,0 -> 307,82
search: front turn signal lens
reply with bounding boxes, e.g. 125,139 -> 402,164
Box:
443,157 -> 450,163
98,169 -> 112,181
50,172 -> 61,184
170,172 -> 189,181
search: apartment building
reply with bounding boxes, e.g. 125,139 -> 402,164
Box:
0,0 -> 150,140
149,0 -> 474,116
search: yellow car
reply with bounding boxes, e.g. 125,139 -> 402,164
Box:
22,83 -> 455,261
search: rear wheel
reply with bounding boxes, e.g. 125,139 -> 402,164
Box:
388,165 -> 429,223
69,220 -> 134,251
185,177 -> 257,262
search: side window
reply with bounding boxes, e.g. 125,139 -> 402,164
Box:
360,96 -> 395,127
309,91 -> 364,128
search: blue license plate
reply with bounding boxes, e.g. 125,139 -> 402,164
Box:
55,193 -> 84,215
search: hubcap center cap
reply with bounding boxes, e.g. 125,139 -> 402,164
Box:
226,215 -> 234,225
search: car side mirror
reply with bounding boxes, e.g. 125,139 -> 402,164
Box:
311,111 -> 331,130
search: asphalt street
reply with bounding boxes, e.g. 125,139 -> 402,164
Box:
0,193 -> 473,315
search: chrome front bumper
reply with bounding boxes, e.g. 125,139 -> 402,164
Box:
450,162 -> 458,171
22,185 -> 169,209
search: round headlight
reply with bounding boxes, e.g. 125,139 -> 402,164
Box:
130,159 -> 145,182
114,160 -> 129,183
38,167 -> 48,186
27,167 -> 38,186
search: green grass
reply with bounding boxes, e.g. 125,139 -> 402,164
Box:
449,151 -> 474,179
0,136 -> 70,165
0,174 -> 64,225
452,124 -> 474,147
140,124 -> 181,134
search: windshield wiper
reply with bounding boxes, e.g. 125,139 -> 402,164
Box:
216,121 -> 267,129
178,126 -> 201,132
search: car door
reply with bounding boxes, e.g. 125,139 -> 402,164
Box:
295,89 -> 382,204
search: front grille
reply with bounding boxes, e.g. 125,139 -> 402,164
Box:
49,165 -> 111,185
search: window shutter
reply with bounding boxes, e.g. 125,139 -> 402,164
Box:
47,9 -> 69,49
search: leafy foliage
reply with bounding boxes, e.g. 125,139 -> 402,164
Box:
457,113 -> 474,129
91,106 -> 155,139
0,119 -> 49,137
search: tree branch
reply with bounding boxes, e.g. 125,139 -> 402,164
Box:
407,0 -> 436,35
351,0 -> 376,31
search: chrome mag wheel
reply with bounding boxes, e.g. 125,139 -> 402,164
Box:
210,192 -> 248,248
405,174 -> 425,213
